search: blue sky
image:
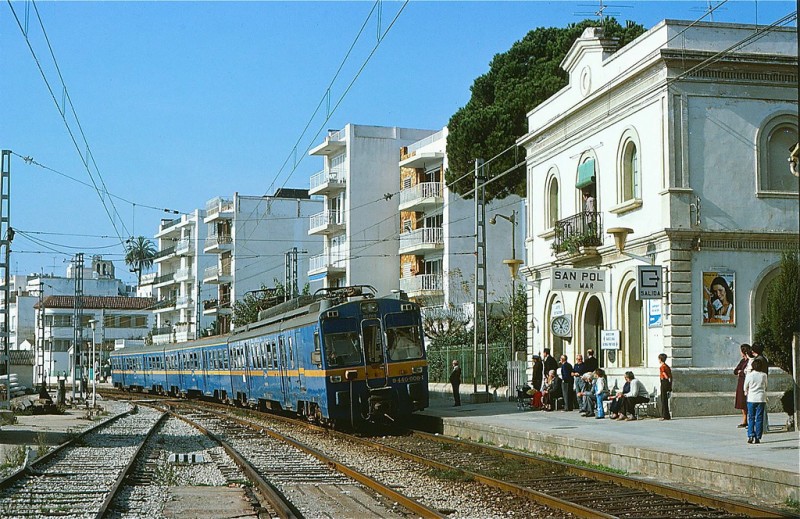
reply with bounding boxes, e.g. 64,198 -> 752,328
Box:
0,1 -> 795,283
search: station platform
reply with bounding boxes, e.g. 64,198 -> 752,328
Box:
411,397 -> 800,509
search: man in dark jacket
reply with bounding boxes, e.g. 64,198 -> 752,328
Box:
449,360 -> 462,407
541,348 -> 558,389
584,349 -> 598,373
559,355 -> 574,411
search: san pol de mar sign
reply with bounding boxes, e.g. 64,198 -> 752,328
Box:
552,268 -> 606,292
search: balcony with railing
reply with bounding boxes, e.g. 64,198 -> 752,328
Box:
174,267 -> 192,282
203,263 -> 232,284
309,166 -> 347,196
202,296 -> 232,315
308,210 -> 344,236
204,197 -> 234,223
204,233 -> 232,253
175,295 -> 192,308
399,227 -> 444,255
308,252 -> 346,276
175,238 -> 192,256
400,273 -> 444,297
310,128 -> 346,156
399,182 -> 443,211
152,298 -> 176,313
153,272 -> 176,287
153,246 -> 176,263
159,217 -> 182,232
552,211 -> 603,259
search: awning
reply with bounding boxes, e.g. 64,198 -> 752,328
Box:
576,159 -> 596,189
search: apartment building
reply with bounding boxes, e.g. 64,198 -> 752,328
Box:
308,124 -> 438,295
518,21 -> 797,415
203,190 -> 322,334
153,210 -> 213,344
399,127 -> 525,313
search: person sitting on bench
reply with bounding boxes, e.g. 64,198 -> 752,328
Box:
619,371 -> 649,421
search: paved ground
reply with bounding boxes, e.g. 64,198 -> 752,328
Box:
414,396 -> 800,508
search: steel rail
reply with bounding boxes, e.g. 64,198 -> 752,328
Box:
97,410 -> 170,518
171,404 -> 444,519
0,405 -> 134,491
165,408 -> 301,519
410,429 -> 793,519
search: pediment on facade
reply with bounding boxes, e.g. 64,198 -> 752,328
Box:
560,27 -> 620,75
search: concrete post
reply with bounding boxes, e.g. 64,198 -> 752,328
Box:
793,333 -> 799,433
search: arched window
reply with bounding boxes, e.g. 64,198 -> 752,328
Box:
546,173 -> 559,228
621,140 -> 640,201
758,114 -> 798,194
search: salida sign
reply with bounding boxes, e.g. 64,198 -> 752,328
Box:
551,268 -> 606,292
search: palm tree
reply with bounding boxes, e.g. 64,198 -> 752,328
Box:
124,236 -> 156,285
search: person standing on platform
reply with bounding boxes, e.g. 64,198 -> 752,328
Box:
658,353 -> 672,420
541,349 -> 558,389
733,344 -> 752,428
750,343 -> 770,432
584,349 -> 598,374
744,356 -> 768,444
559,355 -> 574,411
449,360 -> 462,407
594,369 -> 609,419
531,355 -> 543,394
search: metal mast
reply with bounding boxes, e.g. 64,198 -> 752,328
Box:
71,253 -> 84,401
0,151 -> 10,407
473,159 -> 489,396
38,274 -> 48,398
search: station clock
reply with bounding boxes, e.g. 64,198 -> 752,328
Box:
550,314 -> 573,338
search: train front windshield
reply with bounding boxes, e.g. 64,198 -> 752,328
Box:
323,318 -> 363,367
385,312 -> 424,361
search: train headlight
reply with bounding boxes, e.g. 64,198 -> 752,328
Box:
329,375 -> 342,383
412,366 -> 423,374
361,301 -> 379,314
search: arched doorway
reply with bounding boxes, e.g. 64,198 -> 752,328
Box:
625,289 -> 644,367
583,295 -> 604,367
545,294 -> 565,360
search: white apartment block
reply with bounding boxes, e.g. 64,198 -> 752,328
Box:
153,210 -> 213,344
308,124 -> 438,295
202,190 -> 322,334
398,127 -> 525,313
518,21 -> 797,415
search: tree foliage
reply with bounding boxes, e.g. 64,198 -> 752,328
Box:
124,236 -> 156,285
754,249 -> 800,375
231,281 -> 285,328
446,19 -> 646,200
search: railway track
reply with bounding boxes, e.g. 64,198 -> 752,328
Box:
170,406 -> 437,518
0,405 -> 164,518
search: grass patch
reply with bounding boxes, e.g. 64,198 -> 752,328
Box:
428,467 -> 474,482
154,463 -> 179,486
35,432 -> 49,458
0,445 -> 27,470
784,498 -> 800,513
545,454 -> 626,475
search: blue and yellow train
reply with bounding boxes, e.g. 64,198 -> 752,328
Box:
110,286 -> 429,427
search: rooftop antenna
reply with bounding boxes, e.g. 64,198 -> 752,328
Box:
574,1 -> 630,23
690,1 -> 727,23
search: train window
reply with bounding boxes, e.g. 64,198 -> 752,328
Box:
314,331 -> 320,352
385,313 -> 425,361
288,336 -> 294,368
322,318 -> 362,367
362,321 -> 384,364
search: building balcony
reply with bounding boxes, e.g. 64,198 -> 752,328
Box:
203,264 -> 233,284
174,267 -> 192,282
204,234 -> 232,253
152,332 -> 172,345
399,227 -> 444,255
308,253 -> 346,276
399,182 -> 443,212
400,274 -> 444,298
309,128 -> 346,156
202,298 -> 232,316
175,238 -> 193,256
153,246 -> 176,263
159,217 -> 182,232
175,295 -> 192,308
204,197 -> 234,223
153,272 -> 177,288
152,298 -> 176,314
309,167 -> 347,196
552,211 -> 603,259
308,210 -> 345,236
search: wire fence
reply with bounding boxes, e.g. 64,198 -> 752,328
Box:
427,343 -> 527,393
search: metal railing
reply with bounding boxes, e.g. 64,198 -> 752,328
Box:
309,166 -> 346,191
175,238 -> 191,255
175,267 -> 191,280
553,211 -> 603,254
204,234 -> 232,248
309,210 -> 342,230
176,295 -> 191,306
206,197 -> 233,216
152,326 -> 172,336
160,217 -> 181,231
400,227 -> 443,250
400,273 -> 443,293
154,272 -> 174,284
203,264 -> 231,279
154,246 -> 176,259
309,253 -> 345,272
399,182 -> 442,206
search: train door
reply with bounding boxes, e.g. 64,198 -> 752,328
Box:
202,349 -> 210,396
361,319 -> 387,388
293,331 -> 306,392
278,335 -> 293,409
244,340 -> 253,403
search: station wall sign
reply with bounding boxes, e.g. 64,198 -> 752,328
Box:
600,329 -> 620,350
552,268 -> 606,292
637,265 -> 663,300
